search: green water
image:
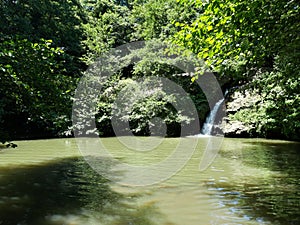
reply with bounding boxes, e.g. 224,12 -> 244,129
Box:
0,138 -> 299,225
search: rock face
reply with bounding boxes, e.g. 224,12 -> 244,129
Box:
226,90 -> 261,113
224,120 -> 252,137
223,89 -> 261,138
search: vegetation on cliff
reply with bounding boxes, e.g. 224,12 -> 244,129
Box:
173,0 -> 299,140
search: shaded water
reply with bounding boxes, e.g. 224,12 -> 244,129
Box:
0,138 -> 299,224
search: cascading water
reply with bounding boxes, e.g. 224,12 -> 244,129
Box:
200,90 -> 228,135
200,98 -> 225,135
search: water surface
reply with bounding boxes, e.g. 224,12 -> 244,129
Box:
0,138 -> 299,225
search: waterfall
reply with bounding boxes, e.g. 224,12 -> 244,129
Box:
200,99 -> 224,135
201,90 -> 228,135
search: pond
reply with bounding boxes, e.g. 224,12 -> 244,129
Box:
0,137 -> 299,225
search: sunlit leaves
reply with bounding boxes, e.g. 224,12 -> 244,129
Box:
81,0 -> 132,64
174,0 -> 299,80
173,0 -> 299,139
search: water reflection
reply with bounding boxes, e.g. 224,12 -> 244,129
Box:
0,156 -> 162,225
206,140 -> 300,225
0,138 -> 299,225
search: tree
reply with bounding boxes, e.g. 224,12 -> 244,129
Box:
77,0 -> 208,137
174,0 -> 299,79
80,0 -> 133,64
174,0 -> 300,140
0,0 -> 86,141
0,37 -> 76,140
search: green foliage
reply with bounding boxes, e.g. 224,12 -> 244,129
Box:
129,0 -> 201,42
230,49 -> 300,140
89,49 -> 205,137
0,0 -> 85,56
0,0 -> 85,141
96,76 -> 180,136
81,0 -> 196,59
81,0 -> 133,64
1,0 -> 298,141
0,36 -> 77,139
174,0 -> 299,79
130,0 -> 178,40
79,1 -> 207,137
174,0 -> 300,140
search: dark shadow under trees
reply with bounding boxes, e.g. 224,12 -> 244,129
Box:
0,156 -> 161,225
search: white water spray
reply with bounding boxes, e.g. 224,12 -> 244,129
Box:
201,90 -> 228,135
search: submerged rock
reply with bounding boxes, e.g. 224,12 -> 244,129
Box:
6,143 -> 18,148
